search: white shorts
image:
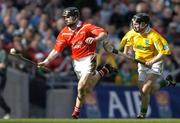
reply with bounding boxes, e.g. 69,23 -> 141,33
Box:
72,54 -> 97,79
138,61 -> 164,81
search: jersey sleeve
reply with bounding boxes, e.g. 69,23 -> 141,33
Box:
53,31 -> 67,52
153,34 -> 171,55
87,23 -> 107,36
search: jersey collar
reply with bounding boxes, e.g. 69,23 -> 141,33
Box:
68,21 -> 83,31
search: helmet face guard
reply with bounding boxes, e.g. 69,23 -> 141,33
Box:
62,7 -> 80,27
132,13 -> 150,33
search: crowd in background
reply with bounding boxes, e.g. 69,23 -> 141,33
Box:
0,0 -> 180,86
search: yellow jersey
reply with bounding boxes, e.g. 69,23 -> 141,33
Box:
119,28 -> 171,62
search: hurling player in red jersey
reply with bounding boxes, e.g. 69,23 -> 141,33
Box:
38,7 -> 116,119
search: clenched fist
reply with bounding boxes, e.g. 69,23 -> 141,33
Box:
85,37 -> 96,44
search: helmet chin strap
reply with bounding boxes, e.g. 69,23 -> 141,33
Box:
138,24 -> 149,34
140,22 -> 147,29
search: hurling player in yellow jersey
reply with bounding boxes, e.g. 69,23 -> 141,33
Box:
119,13 -> 176,118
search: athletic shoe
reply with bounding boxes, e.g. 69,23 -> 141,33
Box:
72,111 -> 80,119
3,113 -> 10,119
104,64 -> 118,73
166,75 -> 176,87
137,114 -> 146,119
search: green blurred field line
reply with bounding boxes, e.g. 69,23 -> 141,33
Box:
0,119 -> 180,123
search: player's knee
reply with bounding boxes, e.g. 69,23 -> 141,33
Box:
142,85 -> 151,95
141,89 -> 148,96
78,81 -> 85,90
142,80 -> 153,93
142,88 -> 152,96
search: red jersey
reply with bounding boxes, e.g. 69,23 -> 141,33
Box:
54,21 -> 106,59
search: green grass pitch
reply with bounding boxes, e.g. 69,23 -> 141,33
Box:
0,119 -> 179,123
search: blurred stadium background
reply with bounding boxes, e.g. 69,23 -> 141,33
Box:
0,0 -> 180,119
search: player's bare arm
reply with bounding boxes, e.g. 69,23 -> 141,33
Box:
145,53 -> 164,66
38,49 -> 59,67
